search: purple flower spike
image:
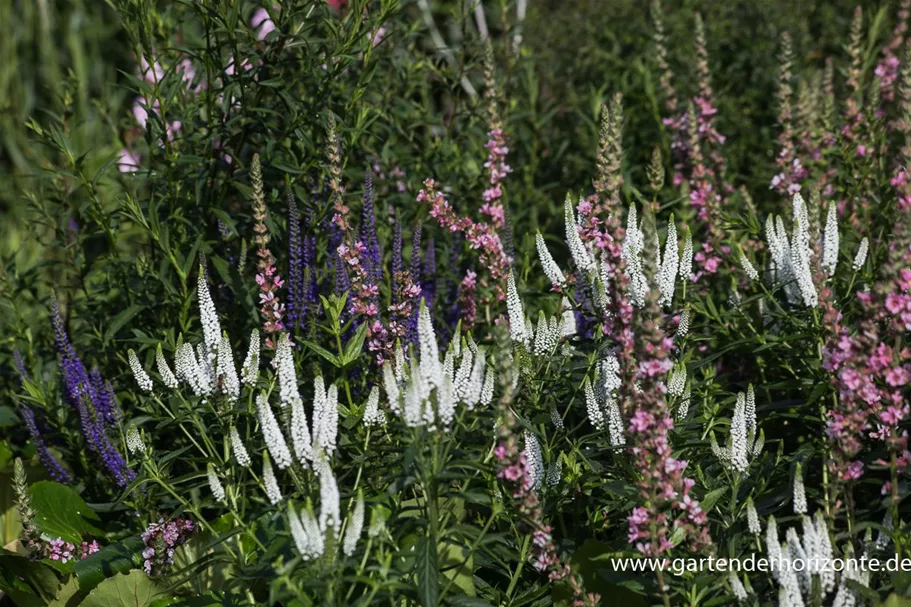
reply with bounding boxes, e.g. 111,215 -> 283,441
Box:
287,191 -> 306,330
20,407 -> 71,484
421,238 -> 436,308
50,298 -> 133,487
360,170 -> 382,286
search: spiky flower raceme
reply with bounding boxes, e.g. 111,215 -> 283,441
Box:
822,203 -> 839,276
288,504 -> 325,561
657,220 -> 679,306
216,333 -> 240,401
126,425 -> 145,455
197,266 -> 222,362
565,195 -> 595,273
852,237 -> 869,270
257,393 -> 292,469
536,232 -> 566,288
313,380 -> 339,455
793,463 -> 807,514
156,344 -> 179,389
207,465 -> 226,503
342,492 -> 365,557
739,250 -> 760,281
128,350 -> 153,392
51,300 -> 132,487
175,343 -> 210,396
222,425 -> 249,468
523,431 -> 545,491
746,497 -> 761,534
263,454 -> 283,505
250,154 -> 286,344
19,407 -> 72,484
362,386 -> 384,426
241,329 -> 260,386
712,389 -> 762,474
506,272 -> 528,344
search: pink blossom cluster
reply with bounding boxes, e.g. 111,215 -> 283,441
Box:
575,195 -> 621,254
625,290 -> 711,555
479,128 -> 511,228
339,241 -> 381,318
457,270 -> 479,329
338,240 -> 420,364
40,537 -> 99,563
371,159 -> 408,194
693,241 -> 725,280
141,517 -> 197,576
420,179 -> 511,301
494,432 -> 598,607
824,221 -> 911,490
252,7 -> 276,40
875,0 -> 910,104
252,187 -> 286,345
663,98 -> 729,269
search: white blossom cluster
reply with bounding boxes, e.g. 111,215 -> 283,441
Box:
584,355 -> 624,446
207,465 -> 225,503
286,457 -> 362,562
535,232 -> 566,288
766,512 -> 849,607
852,237 -> 869,271
137,271 -> 258,406
263,455 -> 282,505
126,425 -> 145,455
362,386 -> 385,427
711,385 -> 763,473
793,462 -> 807,515
382,302 -> 494,430
342,493 -> 365,557
257,393 -> 293,470
229,426 -> 251,467
523,431 -> 544,491
128,349 -> 153,392
312,376 -> 340,455
507,273 -> 575,353
760,193 -> 858,307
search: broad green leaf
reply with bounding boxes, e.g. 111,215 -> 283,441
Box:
103,305 -> 145,344
302,340 -> 341,368
0,406 -> 20,427
700,487 -> 727,514
48,575 -> 85,607
0,551 -> 60,606
30,481 -> 102,544
342,322 -> 368,365
82,570 -> 165,607
417,536 -> 440,607
74,536 -> 145,592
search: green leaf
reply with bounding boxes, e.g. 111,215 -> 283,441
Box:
342,322 -> 368,365
0,406 -> 20,427
74,536 -> 145,592
881,594 -> 911,607
700,487 -> 727,514
0,551 -> 61,606
30,481 -> 102,544
48,575 -> 85,607
103,305 -> 145,344
81,570 -> 165,607
417,536 -> 440,607
302,340 -> 341,368
0,440 -> 12,471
